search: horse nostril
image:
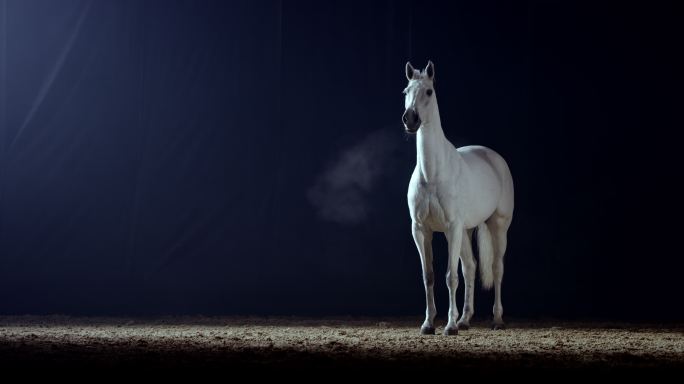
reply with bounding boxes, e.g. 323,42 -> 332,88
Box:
402,113 -> 408,124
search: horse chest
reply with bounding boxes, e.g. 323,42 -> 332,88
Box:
408,182 -> 451,232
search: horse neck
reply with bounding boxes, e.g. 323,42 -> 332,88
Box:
416,104 -> 458,182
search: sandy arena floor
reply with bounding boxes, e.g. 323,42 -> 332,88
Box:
0,316 -> 682,374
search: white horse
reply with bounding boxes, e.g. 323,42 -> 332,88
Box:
403,61 -> 514,335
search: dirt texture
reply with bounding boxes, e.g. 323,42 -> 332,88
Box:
1,316 -> 682,375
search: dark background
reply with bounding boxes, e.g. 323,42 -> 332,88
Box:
0,0 -> 681,320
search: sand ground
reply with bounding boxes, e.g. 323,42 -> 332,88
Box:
1,316 -> 682,374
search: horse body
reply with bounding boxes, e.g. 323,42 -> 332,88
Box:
409,145 -> 511,231
403,61 -> 514,335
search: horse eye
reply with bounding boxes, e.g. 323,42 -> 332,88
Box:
427,89 -> 433,96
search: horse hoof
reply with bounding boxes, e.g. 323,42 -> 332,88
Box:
420,325 -> 435,335
443,327 -> 458,336
491,322 -> 506,330
456,321 -> 470,330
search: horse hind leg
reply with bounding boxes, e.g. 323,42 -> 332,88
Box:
488,213 -> 511,330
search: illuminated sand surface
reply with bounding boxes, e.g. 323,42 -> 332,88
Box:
1,317 -> 682,371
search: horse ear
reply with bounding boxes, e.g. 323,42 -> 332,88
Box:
425,61 -> 435,80
406,62 -> 415,80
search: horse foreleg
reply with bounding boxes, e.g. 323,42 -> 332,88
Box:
412,222 -> 435,335
457,227 -> 476,330
445,221 -> 464,335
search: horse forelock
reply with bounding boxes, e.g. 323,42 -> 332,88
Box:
406,75 -> 433,92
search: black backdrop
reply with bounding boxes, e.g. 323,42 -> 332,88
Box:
0,0 -> 681,320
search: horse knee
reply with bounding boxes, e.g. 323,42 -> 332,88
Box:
423,271 -> 434,287
446,269 -> 459,287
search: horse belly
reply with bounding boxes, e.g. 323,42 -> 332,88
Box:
460,157 -> 502,227
462,194 -> 498,229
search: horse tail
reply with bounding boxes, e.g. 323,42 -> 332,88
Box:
477,222 -> 494,290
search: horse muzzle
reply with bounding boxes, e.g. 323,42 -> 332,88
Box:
403,108 -> 421,133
